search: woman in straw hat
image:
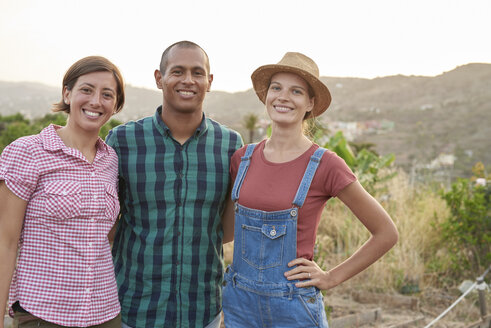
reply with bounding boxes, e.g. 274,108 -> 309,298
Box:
221,52 -> 398,327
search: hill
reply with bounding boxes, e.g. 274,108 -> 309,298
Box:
1,63 -> 490,177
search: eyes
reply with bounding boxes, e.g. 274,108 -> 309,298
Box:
78,86 -> 115,100
269,83 -> 305,96
170,68 -> 207,77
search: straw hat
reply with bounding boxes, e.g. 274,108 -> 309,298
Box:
251,52 -> 332,117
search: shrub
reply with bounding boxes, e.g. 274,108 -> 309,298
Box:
437,163 -> 490,279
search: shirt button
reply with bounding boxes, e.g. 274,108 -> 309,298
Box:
87,266 -> 92,271
61,191 -> 68,195
90,218 -> 95,223
270,229 -> 277,237
88,242 -> 93,247
91,172 -> 96,177
93,195 -> 97,200
86,288 -> 91,293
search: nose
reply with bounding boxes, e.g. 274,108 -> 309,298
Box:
182,71 -> 195,84
89,91 -> 102,107
277,89 -> 289,101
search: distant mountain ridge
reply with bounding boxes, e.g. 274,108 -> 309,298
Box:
1,63 -> 490,175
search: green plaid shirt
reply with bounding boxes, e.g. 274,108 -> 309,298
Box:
106,107 -> 243,328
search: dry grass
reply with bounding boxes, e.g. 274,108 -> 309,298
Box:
316,169 -> 451,292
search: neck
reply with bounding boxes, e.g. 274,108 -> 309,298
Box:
56,124 -> 99,163
161,106 -> 203,145
269,122 -> 310,150
263,123 -> 313,163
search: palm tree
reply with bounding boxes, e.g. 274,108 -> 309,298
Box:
242,113 -> 259,143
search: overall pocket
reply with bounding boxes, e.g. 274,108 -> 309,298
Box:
241,223 -> 286,269
44,180 -> 82,219
296,289 -> 324,327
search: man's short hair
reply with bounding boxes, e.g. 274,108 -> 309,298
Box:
159,40 -> 210,74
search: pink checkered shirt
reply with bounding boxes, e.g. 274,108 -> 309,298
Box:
0,124 -> 121,326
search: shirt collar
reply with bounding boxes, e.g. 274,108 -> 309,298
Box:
153,105 -> 208,139
40,124 -> 109,155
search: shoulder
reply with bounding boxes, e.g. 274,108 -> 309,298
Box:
205,118 -> 244,150
106,116 -> 152,144
2,134 -> 42,156
206,117 -> 241,139
231,140 -> 264,162
110,117 -> 150,135
315,146 -> 349,166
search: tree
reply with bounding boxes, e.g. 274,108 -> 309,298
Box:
242,113 -> 259,143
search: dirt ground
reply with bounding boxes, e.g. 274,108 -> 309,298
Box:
217,287 -> 489,327
324,287 -> 489,328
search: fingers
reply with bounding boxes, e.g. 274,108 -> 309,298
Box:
284,269 -> 311,281
287,257 -> 312,267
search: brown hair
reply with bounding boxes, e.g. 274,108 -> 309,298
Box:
52,56 -> 125,113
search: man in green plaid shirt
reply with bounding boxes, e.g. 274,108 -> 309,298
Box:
106,41 -> 243,328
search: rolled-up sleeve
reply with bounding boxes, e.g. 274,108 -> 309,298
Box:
0,140 -> 39,201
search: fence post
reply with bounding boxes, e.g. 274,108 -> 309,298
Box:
476,276 -> 488,324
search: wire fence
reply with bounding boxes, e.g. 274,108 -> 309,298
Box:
424,265 -> 491,328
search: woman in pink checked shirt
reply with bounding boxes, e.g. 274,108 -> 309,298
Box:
0,56 -> 125,328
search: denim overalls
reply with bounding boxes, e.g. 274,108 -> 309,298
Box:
223,144 -> 329,328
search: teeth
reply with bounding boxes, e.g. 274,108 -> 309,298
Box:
179,91 -> 194,96
84,110 -> 101,117
274,106 -> 292,112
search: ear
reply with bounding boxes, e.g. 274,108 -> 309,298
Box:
306,96 -> 315,113
154,69 -> 163,90
63,86 -> 71,105
207,73 -> 213,92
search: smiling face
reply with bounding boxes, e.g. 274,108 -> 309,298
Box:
155,45 -> 213,115
265,72 -> 314,126
63,71 -> 117,134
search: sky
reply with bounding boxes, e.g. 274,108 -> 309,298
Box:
0,0 -> 490,93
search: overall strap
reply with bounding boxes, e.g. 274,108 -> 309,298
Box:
231,144 -> 257,201
292,147 -> 326,208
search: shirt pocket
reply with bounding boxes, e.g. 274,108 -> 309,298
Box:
44,181 -> 82,219
104,183 -> 120,221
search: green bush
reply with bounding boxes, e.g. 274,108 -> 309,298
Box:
0,113 -> 122,153
321,131 -> 396,195
438,164 -> 491,279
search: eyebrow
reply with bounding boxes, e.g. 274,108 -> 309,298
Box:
79,82 -> 115,93
169,65 -> 206,72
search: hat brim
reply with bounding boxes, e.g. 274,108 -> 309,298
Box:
251,64 -> 331,117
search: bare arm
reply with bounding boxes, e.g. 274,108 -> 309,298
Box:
285,181 -> 398,289
221,182 -> 235,244
0,181 -> 27,326
107,214 -> 120,245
